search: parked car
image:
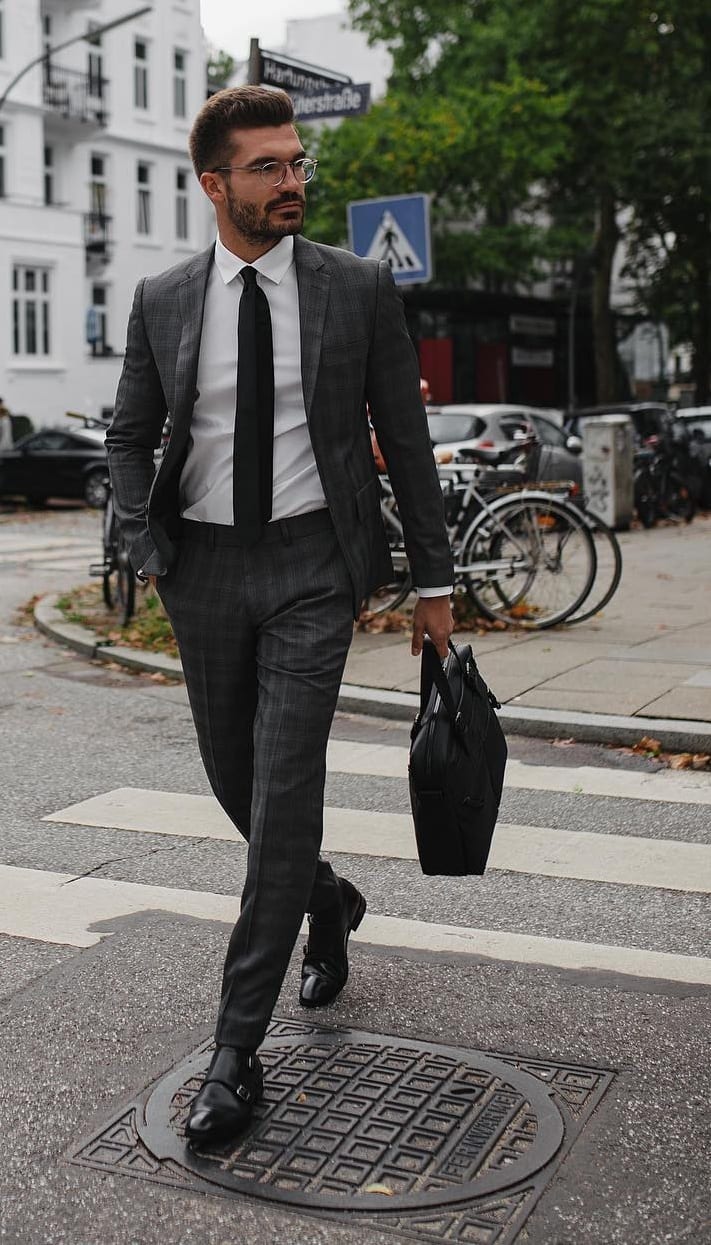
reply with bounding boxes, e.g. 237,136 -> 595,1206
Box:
675,407 -> 711,506
427,404 -> 550,460
565,403 -> 675,448
427,403 -> 582,483
0,425 -> 109,508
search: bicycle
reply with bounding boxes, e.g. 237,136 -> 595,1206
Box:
89,486 -> 136,626
364,434 -> 623,628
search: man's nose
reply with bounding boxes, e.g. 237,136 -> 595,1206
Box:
281,163 -> 301,188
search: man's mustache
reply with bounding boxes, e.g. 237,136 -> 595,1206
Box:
266,193 -> 305,212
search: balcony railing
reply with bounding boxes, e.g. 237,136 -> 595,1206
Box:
84,212 -> 112,265
43,63 -> 108,127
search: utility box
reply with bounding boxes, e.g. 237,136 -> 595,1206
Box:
582,414 -> 635,529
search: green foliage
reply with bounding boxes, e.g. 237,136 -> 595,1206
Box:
307,78 -> 567,286
207,47 -> 235,88
344,0 -> 711,398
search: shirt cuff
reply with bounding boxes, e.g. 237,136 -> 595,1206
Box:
416,586 -> 453,598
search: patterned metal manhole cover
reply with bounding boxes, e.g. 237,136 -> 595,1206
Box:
69,1020 -> 614,1244
141,1030 -> 563,1210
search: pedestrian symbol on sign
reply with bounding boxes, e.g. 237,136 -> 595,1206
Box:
348,193 -> 432,284
366,210 -> 424,274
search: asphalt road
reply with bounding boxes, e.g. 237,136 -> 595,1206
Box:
1,507 -> 709,1245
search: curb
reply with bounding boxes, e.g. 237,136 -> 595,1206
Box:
35,594 -> 711,753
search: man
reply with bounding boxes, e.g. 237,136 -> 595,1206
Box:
107,86 -> 453,1146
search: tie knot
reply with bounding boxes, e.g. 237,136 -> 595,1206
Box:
241,266 -> 258,287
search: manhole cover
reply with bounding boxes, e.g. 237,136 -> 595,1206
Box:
141,1030 -> 563,1211
70,1020 -> 614,1244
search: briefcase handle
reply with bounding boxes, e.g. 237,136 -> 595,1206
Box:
419,639 -> 468,732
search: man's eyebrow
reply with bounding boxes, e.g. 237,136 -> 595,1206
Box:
245,149 -> 307,166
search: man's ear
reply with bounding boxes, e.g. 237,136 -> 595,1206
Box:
199,171 -> 225,205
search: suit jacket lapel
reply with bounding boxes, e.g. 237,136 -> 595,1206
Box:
295,236 -> 330,419
174,244 -> 214,431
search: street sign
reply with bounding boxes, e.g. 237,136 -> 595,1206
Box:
260,50 -> 351,93
348,193 -> 432,285
292,83 -> 370,122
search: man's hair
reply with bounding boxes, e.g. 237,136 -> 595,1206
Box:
189,86 -> 295,177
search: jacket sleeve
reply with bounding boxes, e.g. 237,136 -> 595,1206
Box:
105,279 -> 168,572
365,262 -> 453,589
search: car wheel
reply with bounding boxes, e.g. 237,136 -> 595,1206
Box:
84,469 -> 110,509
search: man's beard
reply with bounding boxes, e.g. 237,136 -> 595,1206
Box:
225,185 -> 305,244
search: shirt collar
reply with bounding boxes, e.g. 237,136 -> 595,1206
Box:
214,233 -> 295,286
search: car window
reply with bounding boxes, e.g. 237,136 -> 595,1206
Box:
27,431 -> 72,451
426,414 -> 486,443
498,418 -> 531,440
683,418 -> 711,439
531,415 -> 564,447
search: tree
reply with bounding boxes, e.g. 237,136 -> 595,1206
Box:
207,47 -> 235,90
307,73 -> 567,291
348,0 -> 710,403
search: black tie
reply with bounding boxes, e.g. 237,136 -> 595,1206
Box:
234,265 -> 274,544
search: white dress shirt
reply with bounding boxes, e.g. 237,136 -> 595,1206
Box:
179,233 -> 450,598
180,234 -> 326,524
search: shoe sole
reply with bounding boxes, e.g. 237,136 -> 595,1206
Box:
300,891 -> 367,1009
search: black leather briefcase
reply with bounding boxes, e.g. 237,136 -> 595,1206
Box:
409,639 -> 507,875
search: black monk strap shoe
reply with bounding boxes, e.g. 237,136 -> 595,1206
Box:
185,1046 -> 263,1146
300,877 -> 367,1008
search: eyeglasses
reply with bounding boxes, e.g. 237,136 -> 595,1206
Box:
211,158 -> 318,187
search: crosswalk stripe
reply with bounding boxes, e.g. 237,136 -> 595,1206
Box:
0,538 -> 97,553
2,864 -> 709,985
327,739 -> 711,806
0,547 -> 97,565
44,787 -> 711,893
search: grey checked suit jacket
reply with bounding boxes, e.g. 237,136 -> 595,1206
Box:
106,235 -> 453,614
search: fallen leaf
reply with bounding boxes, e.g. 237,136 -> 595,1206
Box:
691,754 -> 710,770
364,1184 -> 395,1196
632,736 -> 662,755
295,1092 -> 307,1104
552,737 -> 576,747
668,753 -> 694,769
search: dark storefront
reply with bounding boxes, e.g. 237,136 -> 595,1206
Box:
403,287 -> 596,409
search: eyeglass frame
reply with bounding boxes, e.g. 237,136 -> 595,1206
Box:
209,157 -> 319,187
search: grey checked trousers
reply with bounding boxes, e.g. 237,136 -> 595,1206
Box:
157,513 -> 355,1050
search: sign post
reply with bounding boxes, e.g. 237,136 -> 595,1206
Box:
347,193 -> 432,285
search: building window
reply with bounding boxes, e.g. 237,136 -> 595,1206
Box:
173,49 -> 187,118
88,283 -> 107,354
12,265 -> 51,357
136,161 -> 151,234
90,152 -> 106,215
133,38 -> 149,110
175,168 -> 189,240
0,125 -> 5,198
87,24 -> 104,100
44,145 -> 54,205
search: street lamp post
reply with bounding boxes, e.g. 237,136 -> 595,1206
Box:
0,6 -> 153,113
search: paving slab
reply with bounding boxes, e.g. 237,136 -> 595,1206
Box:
512,689 -> 655,716
637,687 -> 711,721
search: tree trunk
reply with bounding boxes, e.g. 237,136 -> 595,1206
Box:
692,257 -> 711,404
591,190 -> 620,404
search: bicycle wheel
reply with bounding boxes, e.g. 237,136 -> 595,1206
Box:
116,539 -> 136,626
564,508 -> 623,623
460,495 -> 596,628
101,497 -> 117,608
360,572 -> 413,617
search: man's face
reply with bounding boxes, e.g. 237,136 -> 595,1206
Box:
217,124 -> 307,245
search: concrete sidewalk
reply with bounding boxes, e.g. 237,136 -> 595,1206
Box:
346,514 -> 711,721
35,513 -> 711,752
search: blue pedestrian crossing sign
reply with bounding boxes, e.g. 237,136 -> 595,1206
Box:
347,193 -> 432,285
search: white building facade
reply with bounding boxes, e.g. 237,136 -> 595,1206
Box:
0,0 -> 207,428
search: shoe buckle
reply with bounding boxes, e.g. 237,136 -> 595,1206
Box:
235,1083 -> 251,1102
